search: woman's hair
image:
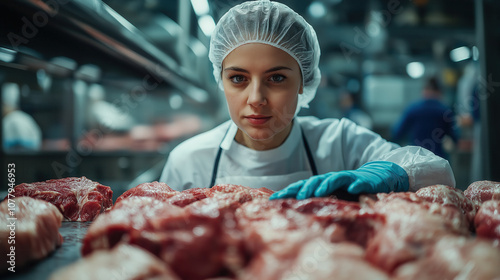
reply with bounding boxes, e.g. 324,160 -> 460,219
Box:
209,0 -> 321,115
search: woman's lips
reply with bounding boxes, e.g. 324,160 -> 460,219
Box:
245,115 -> 271,125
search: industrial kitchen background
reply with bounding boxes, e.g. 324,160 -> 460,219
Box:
1,0 -> 499,196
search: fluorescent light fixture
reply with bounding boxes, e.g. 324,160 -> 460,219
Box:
191,0 -> 210,16
472,46 -> 479,61
450,46 -> 471,62
0,47 -> 16,63
198,15 -> 216,36
308,1 -> 326,18
406,62 -> 425,79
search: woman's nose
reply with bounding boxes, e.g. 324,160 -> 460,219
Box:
247,80 -> 267,107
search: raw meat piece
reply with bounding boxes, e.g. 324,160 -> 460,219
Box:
283,240 -> 389,280
0,197 -> 63,271
234,197 -> 383,279
115,183 -> 207,208
83,193 -> 249,280
236,199 -> 328,257
416,184 -> 476,227
129,195 -> 248,280
114,184 -> 271,210
393,236 -> 500,280
287,198 -> 383,237
10,177 -> 113,221
370,192 -> 470,235
474,200 -> 500,243
82,197 -> 179,255
115,181 -> 177,204
464,180 -> 500,211
237,198 -> 382,247
165,188 -> 208,207
208,184 -> 273,199
239,235 -> 389,280
363,192 -> 470,273
50,244 -> 180,280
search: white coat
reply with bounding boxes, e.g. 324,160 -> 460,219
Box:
159,116 -> 456,192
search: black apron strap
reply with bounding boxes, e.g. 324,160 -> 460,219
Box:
209,146 -> 223,188
301,128 -> 318,176
209,125 -> 231,188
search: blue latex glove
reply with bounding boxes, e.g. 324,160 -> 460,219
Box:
269,161 -> 409,200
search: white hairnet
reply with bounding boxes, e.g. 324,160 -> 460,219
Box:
209,0 -> 321,115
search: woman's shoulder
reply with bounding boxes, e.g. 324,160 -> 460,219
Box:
296,116 -> 379,144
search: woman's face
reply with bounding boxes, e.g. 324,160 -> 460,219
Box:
222,43 -> 302,150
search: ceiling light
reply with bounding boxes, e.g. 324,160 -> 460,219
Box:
450,46 -> 471,62
198,15 -> 216,36
472,46 -> 479,61
406,62 -> 425,79
308,2 -> 326,18
191,0 -> 210,16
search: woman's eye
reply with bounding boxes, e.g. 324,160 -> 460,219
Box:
230,75 -> 246,84
269,74 -> 286,83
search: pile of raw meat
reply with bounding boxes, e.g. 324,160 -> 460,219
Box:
1,177 -> 112,271
50,180 -> 500,280
9,177 -> 113,222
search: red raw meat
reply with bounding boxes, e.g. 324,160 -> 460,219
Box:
234,196 -> 384,278
10,177 -> 113,221
0,197 -> 63,271
82,197 -> 180,255
115,182 -> 207,208
416,184 -> 476,227
166,187 -> 208,207
129,195 -> 248,280
83,193 -> 250,280
371,192 -> 470,235
363,192 -> 470,273
464,180 -> 500,211
238,198 -> 382,247
284,241 -> 389,280
50,244 -> 180,280
236,198 -> 326,257
393,236 -> 500,279
208,184 -> 273,199
249,239 -> 389,280
474,200 -> 500,243
115,181 -> 177,204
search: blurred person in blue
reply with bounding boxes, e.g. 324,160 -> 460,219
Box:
160,0 -> 455,199
2,82 -> 42,151
391,77 -> 458,160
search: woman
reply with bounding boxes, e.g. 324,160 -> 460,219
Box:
159,0 -> 455,199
